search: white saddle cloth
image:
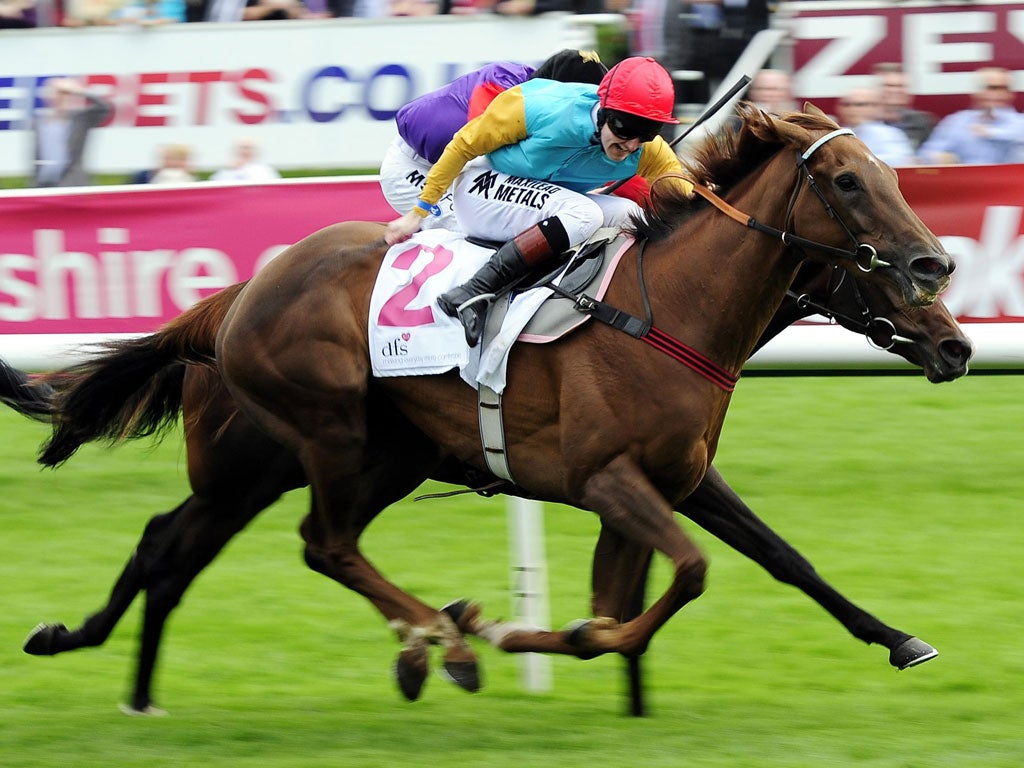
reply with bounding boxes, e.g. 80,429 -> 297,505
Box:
367,228 -> 569,394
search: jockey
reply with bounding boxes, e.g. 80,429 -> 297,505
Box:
379,50 -> 608,230
384,56 -> 695,347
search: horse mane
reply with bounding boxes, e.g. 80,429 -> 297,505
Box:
633,102 -> 840,243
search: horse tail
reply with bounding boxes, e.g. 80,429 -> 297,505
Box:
39,282 -> 247,467
0,357 -> 53,422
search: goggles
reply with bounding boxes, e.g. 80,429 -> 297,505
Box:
604,110 -> 662,143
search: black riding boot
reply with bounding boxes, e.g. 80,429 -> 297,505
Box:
438,218 -> 569,347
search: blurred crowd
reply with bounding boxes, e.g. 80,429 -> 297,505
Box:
0,0 -> 762,40
0,0 -> 630,24
11,0 -> 1024,188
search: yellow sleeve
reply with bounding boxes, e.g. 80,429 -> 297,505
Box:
416,86 -> 530,214
636,136 -> 694,197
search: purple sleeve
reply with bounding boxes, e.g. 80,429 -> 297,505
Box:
396,62 -> 534,163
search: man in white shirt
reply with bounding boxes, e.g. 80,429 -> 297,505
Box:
210,136 -> 281,183
32,77 -> 113,187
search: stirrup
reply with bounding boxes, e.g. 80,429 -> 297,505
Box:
454,292 -> 495,313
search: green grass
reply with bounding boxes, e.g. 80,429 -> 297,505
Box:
1,374 -> 1022,767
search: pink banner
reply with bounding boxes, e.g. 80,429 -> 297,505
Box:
0,179 -> 394,335
0,169 -> 1022,340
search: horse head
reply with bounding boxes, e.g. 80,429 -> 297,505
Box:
782,263 -> 973,383
741,103 -> 955,308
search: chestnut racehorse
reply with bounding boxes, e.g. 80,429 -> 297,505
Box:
31,105 -> 960,708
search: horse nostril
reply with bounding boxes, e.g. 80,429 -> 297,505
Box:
940,338 -> 973,366
911,255 -> 952,281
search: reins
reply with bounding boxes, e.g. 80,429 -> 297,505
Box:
547,125 -> 902,392
674,128 -> 891,274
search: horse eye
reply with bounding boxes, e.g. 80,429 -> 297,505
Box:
835,174 -> 859,192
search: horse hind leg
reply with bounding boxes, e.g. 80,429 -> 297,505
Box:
302,512 -> 480,700
23,503 -> 187,665
24,502 -> 193,660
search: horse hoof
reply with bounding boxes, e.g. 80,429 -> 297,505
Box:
565,618 -> 591,646
118,703 -> 168,717
441,660 -> 482,693
395,645 -> 429,701
441,599 -> 472,627
23,623 -> 66,655
441,599 -> 481,634
890,637 -> 938,670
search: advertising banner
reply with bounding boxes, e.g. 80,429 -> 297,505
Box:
778,0 -> 1024,118
0,167 -> 1021,369
0,16 -> 589,176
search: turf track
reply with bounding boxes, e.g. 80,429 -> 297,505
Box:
2,374 -> 1021,767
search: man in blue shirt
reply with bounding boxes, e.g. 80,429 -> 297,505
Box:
919,67 -> 1024,165
836,87 -> 916,167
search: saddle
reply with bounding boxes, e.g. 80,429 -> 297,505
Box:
476,228 -> 639,484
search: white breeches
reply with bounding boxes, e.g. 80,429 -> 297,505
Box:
378,136 -> 457,231
451,157 -> 643,245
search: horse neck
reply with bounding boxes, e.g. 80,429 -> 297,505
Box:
648,152 -> 805,375
753,262 -> 835,354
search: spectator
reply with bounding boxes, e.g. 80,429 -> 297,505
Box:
836,87 -> 915,167
0,0 -> 37,27
721,67 -> 795,134
389,0 -> 436,13
205,0 -> 309,20
148,143 -> 197,184
62,0 -> 123,24
30,77 -> 113,188
114,0 -> 186,22
210,137 -> 280,182
746,68 -> 796,114
873,62 -> 935,151
918,66 -> 1024,165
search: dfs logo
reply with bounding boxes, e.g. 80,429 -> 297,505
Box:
381,331 -> 411,357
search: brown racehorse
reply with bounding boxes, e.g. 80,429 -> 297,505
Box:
31,105 -> 960,708
24,259 -> 971,715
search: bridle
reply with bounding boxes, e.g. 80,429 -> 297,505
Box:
786,267 -> 913,351
674,127 -> 893,274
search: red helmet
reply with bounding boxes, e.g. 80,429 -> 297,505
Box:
597,57 -> 680,124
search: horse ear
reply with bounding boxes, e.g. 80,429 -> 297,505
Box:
738,101 -> 775,140
758,109 -> 813,148
803,102 -> 841,128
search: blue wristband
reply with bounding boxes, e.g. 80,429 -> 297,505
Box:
416,199 -> 442,217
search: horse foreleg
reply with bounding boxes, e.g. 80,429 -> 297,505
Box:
452,456 -> 707,659
590,523 -> 654,621
299,431 -> 479,700
590,526 -> 653,716
680,466 -> 937,669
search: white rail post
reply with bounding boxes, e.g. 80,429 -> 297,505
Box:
508,496 -> 552,692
